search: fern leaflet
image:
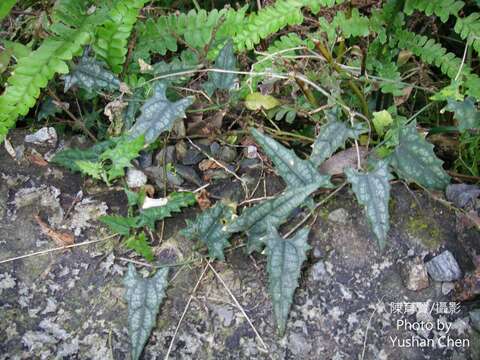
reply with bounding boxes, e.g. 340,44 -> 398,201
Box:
94,0 -> 148,73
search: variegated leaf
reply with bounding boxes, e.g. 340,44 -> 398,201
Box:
388,121 -> 450,190
345,161 -> 392,249
266,225 -> 310,335
251,128 -> 331,188
181,202 -> 234,260
310,121 -> 364,166
124,264 -> 169,360
129,82 -> 194,144
227,181 -> 321,253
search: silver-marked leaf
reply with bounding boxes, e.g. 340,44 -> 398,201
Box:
445,97 -> 480,132
389,121 -> 450,190
310,121 -> 364,166
266,225 -> 310,335
181,202 -> 234,260
129,83 -> 194,144
345,161 -> 392,249
64,56 -> 121,93
124,264 -> 169,360
210,39 -> 237,91
227,181 -> 321,253
150,58 -> 200,84
251,128 -> 331,189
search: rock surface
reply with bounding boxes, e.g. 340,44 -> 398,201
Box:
426,251 -> 463,282
0,130 -> 479,359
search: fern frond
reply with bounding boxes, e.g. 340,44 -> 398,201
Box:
302,0 -> 344,14
134,16 -> 178,62
94,0 -> 147,73
0,0 -> 105,141
404,0 -> 464,22
394,29 -> 480,99
454,13 -> 480,55
234,0 -> 305,51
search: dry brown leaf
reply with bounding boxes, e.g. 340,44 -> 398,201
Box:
4,138 -> 16,160
34,215 -> 74,246
28,150 -> 49,167
138,58 -> 152,73
198,159 -> 222,171
144,184 -> 155,197
319,146 -> 368,175
104,99 -> 128,122
394,86 -> 413,106
195,189 -> 211,210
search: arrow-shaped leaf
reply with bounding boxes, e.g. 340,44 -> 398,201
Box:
129,82 -> 194,144
124,264 -> 169,360
310,121 -> 364,166
345,161 -> 392,249
181,202 -> 234,260
251,128 -> 331,188
209,39 -> 237,91
227,181 -> 321,253
445,97 -> 480,132
266,225 -> 310,335
64,56 -> 121,93
388,121 -> 450,190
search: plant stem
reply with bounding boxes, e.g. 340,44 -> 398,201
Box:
314,39 -> 370,117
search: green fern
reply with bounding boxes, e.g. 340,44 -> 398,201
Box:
234,0 -> 305,51
0,0 -> 106,141
454,13 -> 480,55
94,0 -> 147,73
404,0 -> 464,22
134,7 -> 247,63
393,29 -> 480,99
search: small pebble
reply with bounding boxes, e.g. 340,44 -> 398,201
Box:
327,208 -> 349,225
126,168 -> 147,188
155,146 -> 175,166
25,127 -> 57,147
217,146 -> 237,163
426,250 -> 462,282
442,282 -> 455,295
405,260 -> 429,291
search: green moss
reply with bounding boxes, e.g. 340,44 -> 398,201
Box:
406,216 -> 442,250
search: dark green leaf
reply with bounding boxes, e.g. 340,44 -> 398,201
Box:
251,128 -> 331,188
136,192 -> 197,229
51,139 -> 114,172
227,181 -> 321,253
181,202 -> 234,260
125,232 -> 154,262
150,58 -> 199,84
128,82 -> 194,144
345,161 -> 392,249
99,215 -> 137,235
37,97 -> 63,121
124,264 -> 169,360
445,97 -> 480,132
310,121 -> 364,166
209,39 -> 237,91
64,56 -> 121,93
266,225 -> 310,335
389,122 -> 450,190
